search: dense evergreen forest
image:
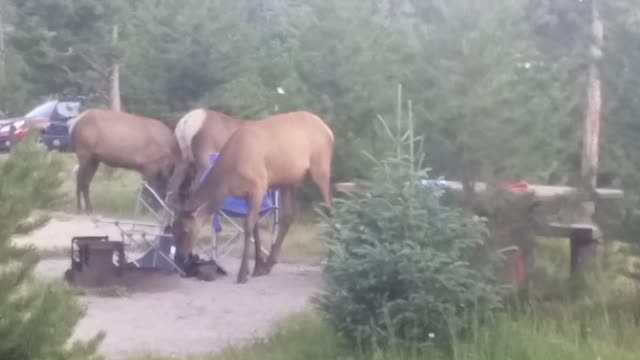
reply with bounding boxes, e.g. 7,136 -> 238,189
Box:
1,0 -> 639,236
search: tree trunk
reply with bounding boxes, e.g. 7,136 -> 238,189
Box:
573,0 -> 603,275
0,1 -> 5,56
581,0 -> 603,189
110,24 -> 121,112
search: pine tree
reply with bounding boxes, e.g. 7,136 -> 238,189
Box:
0,0 -> 32,116
0,133 -> 104,360
408,0 -> 585,192
314,91 -> 506,350
8,0 -> 125,103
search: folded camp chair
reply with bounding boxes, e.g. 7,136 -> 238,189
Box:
91,180 -> 184,274
200,153 -> 280,259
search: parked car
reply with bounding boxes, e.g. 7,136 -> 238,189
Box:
0,97 -> 86,152
40,97 -> 86,152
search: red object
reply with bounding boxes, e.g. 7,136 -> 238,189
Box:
9,118 -> 49,142
499,246 -> 526,285
511,253 -> 525,284
500,180 -> 530,193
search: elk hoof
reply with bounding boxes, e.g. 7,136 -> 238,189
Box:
264,260 -> 277,274
252,264 -> 269,277
237,268 -> 249,283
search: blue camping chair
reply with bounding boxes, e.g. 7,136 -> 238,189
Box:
201,153 -> 280,259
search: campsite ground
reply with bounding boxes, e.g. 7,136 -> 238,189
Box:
14,153 -> 327,359
20,210 -> 325,359
34,255 -> 322,360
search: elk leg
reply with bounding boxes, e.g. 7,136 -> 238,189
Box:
238,194 -> 261,284
76,158 -> 99,213
265,186 -> 296,273
252,223 -> 268,277
309,163 -> 332,205
82,160 -> 100,213
75,157 -> 89,212
75,167 -> 83,212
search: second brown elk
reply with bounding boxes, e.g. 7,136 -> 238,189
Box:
69,108 -> 181,213
167,108 -> 249,207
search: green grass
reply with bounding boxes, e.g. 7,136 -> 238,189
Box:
123,237 -> 640,360
278,221 -> 325,264
126,300 -> 640,360
0,151 -> 141,217
193,215 -> 325,265
52,152 -> 142,217
522,236 -> 640,304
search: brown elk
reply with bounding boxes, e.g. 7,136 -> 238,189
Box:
69,108 -> 181,213
166,108 -> 247,207
171,111 -> 334,284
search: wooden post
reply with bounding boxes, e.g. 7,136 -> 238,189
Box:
570,228 -> 599,274
572,0 -> 604,273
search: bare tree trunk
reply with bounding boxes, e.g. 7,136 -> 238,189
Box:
0,0 -> 5,56
110,24 -> 121,112
103,23 -> 121,179
0,1 -> 6,117
571,0 -> 604,275
581,0 -> 603,189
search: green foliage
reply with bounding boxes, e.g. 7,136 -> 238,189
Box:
313,99 -> 506,350
596,0 -> 640,246
121,0 -> 254,120
4,0 -> 640,250
0,133 -> 104,360
0,49 -> 34,117
9,0 -> 125,100
406,0 -> 586,186
0,0 -> 599,185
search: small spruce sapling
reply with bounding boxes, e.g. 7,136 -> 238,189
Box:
314,86 -> 507,350
0,132 -> 104,360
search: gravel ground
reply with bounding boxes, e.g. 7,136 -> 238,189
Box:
25,214 -> 323,360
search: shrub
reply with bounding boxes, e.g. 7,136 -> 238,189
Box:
0,133 -> 104,360
313,96 -> 507,350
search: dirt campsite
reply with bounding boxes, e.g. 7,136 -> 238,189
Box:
17,213 -> 323,359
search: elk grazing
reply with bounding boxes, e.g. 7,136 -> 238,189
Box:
69,108 -> 181,213
166,108 -> 248,206
171,111 -> 334,284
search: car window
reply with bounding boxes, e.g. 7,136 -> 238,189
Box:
24,100 -> 57,118
56,101 -> 81,118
